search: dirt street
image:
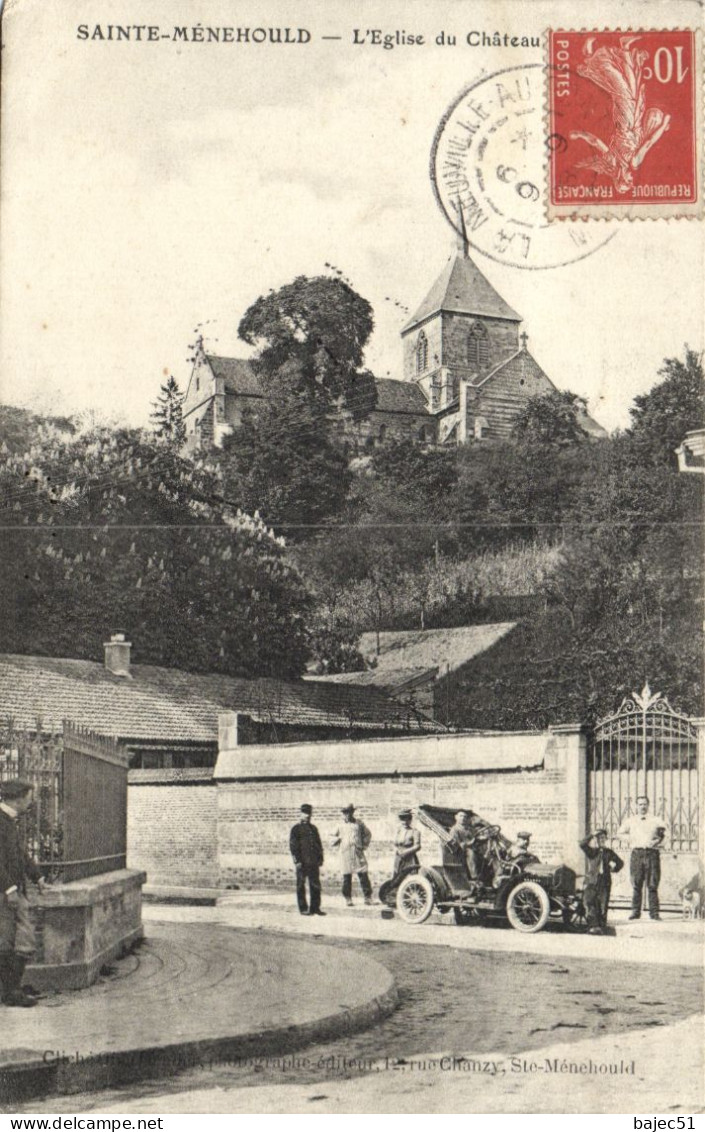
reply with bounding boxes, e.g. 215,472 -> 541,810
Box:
20,929 -> 701,1113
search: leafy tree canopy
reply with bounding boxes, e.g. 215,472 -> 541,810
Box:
628,347 -> 704,467
0,404 -> 75,455
238,275 -> 377,419
219,391 -> 352,537
0,426 -> 312,677
511,389 -> 589,447
370,439 -> 458,513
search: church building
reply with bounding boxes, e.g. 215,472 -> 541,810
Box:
182,225 -> 605,452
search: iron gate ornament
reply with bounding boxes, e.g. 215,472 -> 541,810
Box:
589,683 -> 699,854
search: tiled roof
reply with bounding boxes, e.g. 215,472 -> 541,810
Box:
0,654 -> 441,743
206,355 -> 263,397
204,358 -> 429,418
356,624 -> 517,676
403,252 -> 521,332
373,379 -> 429,415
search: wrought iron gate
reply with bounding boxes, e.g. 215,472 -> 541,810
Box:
588,684 -> 700,853
0,720 -> 128,881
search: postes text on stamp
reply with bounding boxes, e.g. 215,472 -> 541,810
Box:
548,29 -> 702,219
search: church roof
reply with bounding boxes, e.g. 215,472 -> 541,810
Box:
373,378 -> 428,414
403,251 -> 521,333
206,355 -> 263,397
203,357 -> 428,416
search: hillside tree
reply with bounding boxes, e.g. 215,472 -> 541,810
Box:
150,375 -> 186,449
238,274 -> 377,419
628,347 -> 704,466
0,425 -> 312,677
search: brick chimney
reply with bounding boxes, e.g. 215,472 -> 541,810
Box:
104,632 -> 132,678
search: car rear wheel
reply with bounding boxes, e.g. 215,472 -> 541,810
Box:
506,880 -> 551,933
396,873 -> 435,924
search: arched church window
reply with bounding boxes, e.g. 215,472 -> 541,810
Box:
467,323 -> 489,369
416,332 -> 428,374
379,424 -> 387,443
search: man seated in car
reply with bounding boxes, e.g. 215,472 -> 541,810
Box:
445,811 -> 481,882
508,831 -> 540,867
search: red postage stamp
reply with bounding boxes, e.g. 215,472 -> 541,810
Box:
547,29 -> 702,218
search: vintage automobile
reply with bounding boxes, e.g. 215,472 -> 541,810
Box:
380,804 -> 584,933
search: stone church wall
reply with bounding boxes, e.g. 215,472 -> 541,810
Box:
469,351 -> 556,440
349,409 -> 434,450
442,312 -> 519,373
402,317 -> 444,382
224,392 -> 262,431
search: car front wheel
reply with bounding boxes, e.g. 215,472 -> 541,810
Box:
396,873 -> 435,924
506,880 -> 551,933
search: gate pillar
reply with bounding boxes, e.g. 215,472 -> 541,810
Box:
548,722 -> 587,873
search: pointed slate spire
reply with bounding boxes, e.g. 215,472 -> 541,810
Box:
455,199 -> 470,258
402,238 -> 521,334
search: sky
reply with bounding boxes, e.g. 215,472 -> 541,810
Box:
0,0 -> 702,434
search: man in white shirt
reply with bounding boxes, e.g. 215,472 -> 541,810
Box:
616,795 -> 667,921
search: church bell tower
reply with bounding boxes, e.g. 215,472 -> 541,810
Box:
401,215 -> 522,413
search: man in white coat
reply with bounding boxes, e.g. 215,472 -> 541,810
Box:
331,804 -> 373,906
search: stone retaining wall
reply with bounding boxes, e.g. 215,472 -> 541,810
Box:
214,717 -> 587,891
127,770 -> 218,888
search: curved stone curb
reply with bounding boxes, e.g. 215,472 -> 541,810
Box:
1,951 -> 398,1105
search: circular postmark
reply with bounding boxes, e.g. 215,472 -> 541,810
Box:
431,64 -> 618,269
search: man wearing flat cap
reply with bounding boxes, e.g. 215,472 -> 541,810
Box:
579,829 -> 624,935
289,805 -> 325,916
331,805 -> 373,906
393,809 -> 421,877
508,831 -> 540,867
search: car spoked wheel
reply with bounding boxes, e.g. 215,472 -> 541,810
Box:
396,874 -> 435,924
562,897 -> 587,929
506,880 -> 551,933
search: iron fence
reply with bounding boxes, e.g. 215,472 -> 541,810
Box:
0,720 -> 128,882
588,685 -> 700,853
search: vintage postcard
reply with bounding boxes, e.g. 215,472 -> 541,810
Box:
0,0 -> 703,1118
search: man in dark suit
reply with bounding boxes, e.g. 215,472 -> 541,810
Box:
289,804 -> 325,917
0,779 -> 43,1006
579,828 -> 624,935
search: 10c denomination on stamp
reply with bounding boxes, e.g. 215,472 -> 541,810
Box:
548,29 -> 702,219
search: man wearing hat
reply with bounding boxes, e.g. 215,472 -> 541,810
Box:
0,779 -> 44,1006
579,829 -> 624,935
289,805 -> 325,916
393,809 -> 421,877
508,831 -> 539,866
331,805 -> 373,906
